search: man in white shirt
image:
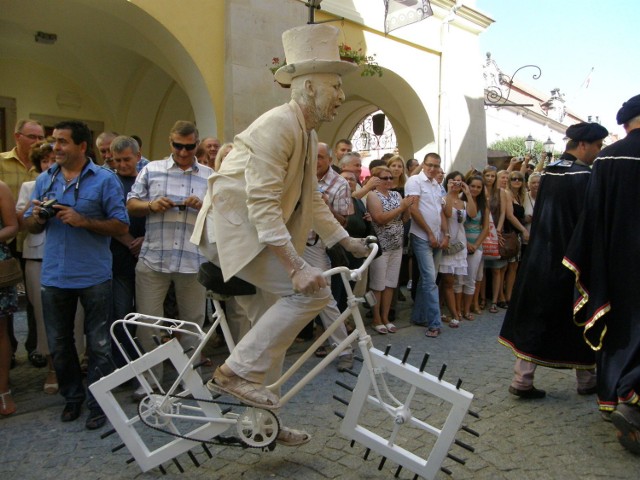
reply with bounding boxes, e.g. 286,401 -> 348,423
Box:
404,153 -> 449,337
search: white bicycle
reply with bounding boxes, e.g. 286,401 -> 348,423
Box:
90,237 -> 479,479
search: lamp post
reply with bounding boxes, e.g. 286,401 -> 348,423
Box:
524,134 -> 535,156
543,137 -> 555,163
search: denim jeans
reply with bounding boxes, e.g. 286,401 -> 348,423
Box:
111,274 -> 137,367
42,280 -> 113,410
410,234 -> 442,329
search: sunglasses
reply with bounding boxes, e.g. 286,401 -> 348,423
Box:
424,163 -> 439,168
20,133 -> 46,141
379,176 -> 393,180
456,209 -> 463,223
172,141 -> 198,151
510,178 -> 523,182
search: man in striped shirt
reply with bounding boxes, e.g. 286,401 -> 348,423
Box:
127,121 -> 213,398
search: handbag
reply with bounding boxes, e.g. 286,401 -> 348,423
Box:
443,241 -> 465,256
499,231 -> 519,259
482,216 -> 500,259
326,243 -> 350,268
0,257 -> 23,288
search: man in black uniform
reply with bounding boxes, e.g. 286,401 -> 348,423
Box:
564,94 -> 640,454
499,122 -> 608,398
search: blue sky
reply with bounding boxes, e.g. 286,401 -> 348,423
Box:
475,0 -> 638,137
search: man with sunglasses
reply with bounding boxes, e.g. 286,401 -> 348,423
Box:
1,119 -> 46,367
24,120 -> 129,429
126,121 -> 213,401
499,122 -> 608,399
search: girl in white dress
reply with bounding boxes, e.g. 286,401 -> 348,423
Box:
439,171 -> 476,327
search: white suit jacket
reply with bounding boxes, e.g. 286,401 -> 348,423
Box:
191,100 -> 348,280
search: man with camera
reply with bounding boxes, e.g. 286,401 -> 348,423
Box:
24,120 -> 129,429
126,120 -> 213,400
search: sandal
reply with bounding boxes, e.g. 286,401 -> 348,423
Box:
0,390 -> 16,416
373,324 -> 388,335
463,312 -> 475,321
449,319 -> 460,328
497,301 -> 509,309
207,367 -> 281,410
489,303 -> 499,313
44,370 -> 59,395
314,346 -> 328,358
385,323 -> 398,333
425,328 -> 440,338
276,426 -> 312,446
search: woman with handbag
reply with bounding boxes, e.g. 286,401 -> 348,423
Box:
0,180 -> 20,416
366,166 -> 414,334
439,172 -> 477,328
500,172 -> 530,306
483,167 -> 509,313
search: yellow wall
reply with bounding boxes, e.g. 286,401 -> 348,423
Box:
131,0 -> 227,138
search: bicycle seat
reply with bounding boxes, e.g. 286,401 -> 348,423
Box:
197,262 -> 257,296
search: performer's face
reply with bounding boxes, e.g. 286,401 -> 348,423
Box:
312,74 -> 345,123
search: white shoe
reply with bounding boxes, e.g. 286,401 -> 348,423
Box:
406,280 -> 413,290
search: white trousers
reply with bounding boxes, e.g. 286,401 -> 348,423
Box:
200,242 -> 331,384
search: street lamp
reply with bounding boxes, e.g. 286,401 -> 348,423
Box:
524,134 -> 535,154
543,137 -> 555,163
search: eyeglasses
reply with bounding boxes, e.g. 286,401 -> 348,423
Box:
378,176 -> 393,180
19,133 -> 45,141
510,178 -> 523,182
171,141 -> 198,151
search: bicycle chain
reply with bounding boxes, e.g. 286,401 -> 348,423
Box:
136,392 -> 275,450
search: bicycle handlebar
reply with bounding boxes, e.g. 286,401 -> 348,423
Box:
323,236 -> 379,282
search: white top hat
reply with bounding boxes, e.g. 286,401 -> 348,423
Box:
274,24 -> 358,85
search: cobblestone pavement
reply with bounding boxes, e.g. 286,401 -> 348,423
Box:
1,291 -> 637,480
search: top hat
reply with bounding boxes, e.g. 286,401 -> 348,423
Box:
274,24 -> 358,86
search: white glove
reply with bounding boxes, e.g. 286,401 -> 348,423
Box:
291,262 -> 326,295
339,237 -> 369,258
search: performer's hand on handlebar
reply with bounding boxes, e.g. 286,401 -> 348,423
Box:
339,237 -> 370,258
291,263 -> 327,295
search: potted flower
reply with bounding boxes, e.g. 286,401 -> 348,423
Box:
267,43 -> 383,87
338,43 -> 383,78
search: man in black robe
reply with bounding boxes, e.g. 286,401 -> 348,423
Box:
563,94 -> 640,454
499,122 -> 608,399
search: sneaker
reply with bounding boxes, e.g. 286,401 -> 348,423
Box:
337,354 -> 354,372
28,351 -> 48,368
86,407 -> 107,430
406,280 -> 413,290
508,385 -> 546,399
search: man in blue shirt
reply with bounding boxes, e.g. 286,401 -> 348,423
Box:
24,120 -> 129,430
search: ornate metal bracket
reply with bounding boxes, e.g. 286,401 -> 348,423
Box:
484,53 -> 542,107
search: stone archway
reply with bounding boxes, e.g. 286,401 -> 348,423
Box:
318,66 -> 435,162
0,0 -> 217,159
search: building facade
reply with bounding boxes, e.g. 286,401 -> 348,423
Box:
1,0 -> 493,171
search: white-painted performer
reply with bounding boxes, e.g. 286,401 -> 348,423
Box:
191,24 -> 369,444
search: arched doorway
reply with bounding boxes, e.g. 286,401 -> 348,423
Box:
0,0 -> 217,159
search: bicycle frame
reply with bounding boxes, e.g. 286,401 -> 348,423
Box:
91,240 -> 478,478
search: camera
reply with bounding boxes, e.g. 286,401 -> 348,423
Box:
39,199 -> 58,220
